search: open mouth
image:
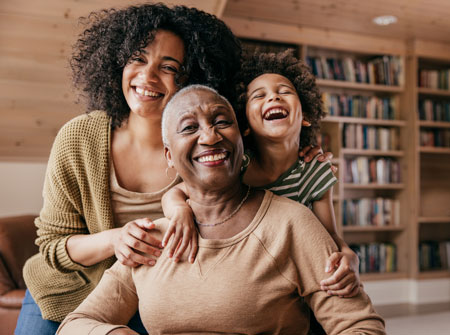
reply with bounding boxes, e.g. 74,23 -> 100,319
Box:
263,108 -> 288,121
135,86 -> 164,98
195,151 -> 229,165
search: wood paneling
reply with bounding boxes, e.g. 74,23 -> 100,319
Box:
224,0 -> 450,44
0,0 -> 227,161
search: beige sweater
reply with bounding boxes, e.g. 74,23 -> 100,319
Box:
57,191 -> 385,335
23,111 -> 173,321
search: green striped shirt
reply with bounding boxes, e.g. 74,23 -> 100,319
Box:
243,153 -> 337,208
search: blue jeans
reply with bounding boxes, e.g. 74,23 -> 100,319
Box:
15,289 -> 147,334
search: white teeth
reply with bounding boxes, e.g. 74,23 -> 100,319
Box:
264,108 -> 288,118
136,87 -> 161,97
198,153 -> 227,163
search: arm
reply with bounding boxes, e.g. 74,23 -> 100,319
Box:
312,189 -> 361,297
36,120 -> 162,271
161,182 -> 198,263
56,262 -> 139,335
288,207 -> 385,334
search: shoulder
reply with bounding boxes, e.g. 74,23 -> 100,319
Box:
57,111 -> 110,140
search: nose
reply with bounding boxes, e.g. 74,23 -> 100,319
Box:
141,62 -> 159,82
198,126 -> 223,145
267,92 -> 281,102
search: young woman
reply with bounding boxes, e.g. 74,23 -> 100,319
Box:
16,4 -> 241,334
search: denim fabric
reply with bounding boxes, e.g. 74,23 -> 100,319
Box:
15,289 -> 147,334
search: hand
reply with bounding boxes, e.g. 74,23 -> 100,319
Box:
299,145 -> 337,173
112,218 -> 163,267
162,205 -> 198,264
108,327 -> 139,335
319,250 -> 360,297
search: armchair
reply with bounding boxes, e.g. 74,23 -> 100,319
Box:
0,215 -> 38,335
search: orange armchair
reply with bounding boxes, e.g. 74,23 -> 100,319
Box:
0,215 -> 38,335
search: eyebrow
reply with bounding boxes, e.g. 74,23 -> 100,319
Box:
140,49 -> 183,66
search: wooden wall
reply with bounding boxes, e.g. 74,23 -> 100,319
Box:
0,0 -> 225,162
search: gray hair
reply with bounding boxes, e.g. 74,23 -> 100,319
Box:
161,84 -> 233,147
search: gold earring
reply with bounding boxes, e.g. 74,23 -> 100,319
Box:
243,128 -> 251,136
302,120 -> 311,127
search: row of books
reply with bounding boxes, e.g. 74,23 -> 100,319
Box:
343,124 -> 399,150
419,69 -> 450,90
343,198 -> 400,227
350,243 -> 397,273
419,241 -> 450,271
418,99 -> 450,122
419,129 -> 450,148
307,55 -> 402,86
343,157 -> 401,184
322,93 -> 397,120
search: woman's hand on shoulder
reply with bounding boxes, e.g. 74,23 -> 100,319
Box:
112,218 -> 163,267
162,203 -> 198,264
319,249 -> 361,298
299,145 -> 337,173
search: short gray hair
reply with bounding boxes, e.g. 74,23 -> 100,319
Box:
161,85 -> 232,147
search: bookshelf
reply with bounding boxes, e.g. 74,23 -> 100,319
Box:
412,51 -> 450,277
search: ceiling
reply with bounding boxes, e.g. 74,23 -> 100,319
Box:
222,0 -> 450,44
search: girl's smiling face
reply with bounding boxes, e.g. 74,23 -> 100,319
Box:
246,73 -> 303,144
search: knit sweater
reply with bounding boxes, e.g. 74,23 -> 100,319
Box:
23,111 -> 141,322
57,191 -> 385,335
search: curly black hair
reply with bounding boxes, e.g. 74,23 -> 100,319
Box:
235,49 -> 325,150
71,3 -> 241,128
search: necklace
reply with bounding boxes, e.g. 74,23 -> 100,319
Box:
194,186 -> 251,227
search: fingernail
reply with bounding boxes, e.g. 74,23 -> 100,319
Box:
325,266 -> 330,272
154,250 -> 161,257
174,258 -> 179,263
169,253 -> 173,258
159,243 -> 164,248
149,260 -> 156,266
189,257 -> 194,263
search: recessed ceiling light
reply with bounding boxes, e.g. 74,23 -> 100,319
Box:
373,15 -> 398,26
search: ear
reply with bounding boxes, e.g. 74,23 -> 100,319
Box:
302,120 -> 311,127
243,128 -> 251,136
164,147 -> 175,168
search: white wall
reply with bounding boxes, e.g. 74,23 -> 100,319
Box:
0,161 -> 47,216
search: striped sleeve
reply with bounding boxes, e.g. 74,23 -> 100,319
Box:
268,157 -> 337,207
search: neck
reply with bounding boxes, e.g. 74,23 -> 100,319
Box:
122,112 -> 164,149
187,183 -> 249,225
253,136 -> 299,181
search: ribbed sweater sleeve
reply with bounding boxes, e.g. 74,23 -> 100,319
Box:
35,111 -> 113,272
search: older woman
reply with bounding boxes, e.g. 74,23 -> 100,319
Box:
56,85 -> 385,335
16,4 -> 241,335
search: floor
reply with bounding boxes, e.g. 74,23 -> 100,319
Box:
376,302 -> 450,335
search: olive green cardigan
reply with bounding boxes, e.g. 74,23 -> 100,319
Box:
23,111 -> 116,322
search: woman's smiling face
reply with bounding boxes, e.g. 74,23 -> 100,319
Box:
164,88 -> 243,190
122,29 -> 185,121
246,73 -> 303,143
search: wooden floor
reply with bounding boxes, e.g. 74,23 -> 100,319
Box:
375,301 -> 450,318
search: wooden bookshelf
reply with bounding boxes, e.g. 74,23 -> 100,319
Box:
316,79 -> 403,92
343,226 -> 405,232
323,116 -> 406,127
341,149 -> 404,157
344,183 -> 404,190
361,272 -> 408,282
412,49 -> 450,277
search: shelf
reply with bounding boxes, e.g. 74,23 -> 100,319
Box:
344,183 -> 404,190
343,225 -> 404,232
323,116 -> 406,127
418,270 -> 450,280
316,79 -> 404,92
418,216 -> 450,224
360,272 -> 408,282
418,120 -> 450,128
331,157 -> 341,165
341,149 -> 404,157
419,146 -> 450,154
417,87 -> 450,97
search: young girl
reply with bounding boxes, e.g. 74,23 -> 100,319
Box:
162,50 -> 360,298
